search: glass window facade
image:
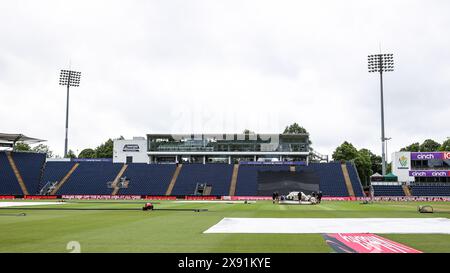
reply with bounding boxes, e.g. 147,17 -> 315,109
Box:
147,134 -> 310,153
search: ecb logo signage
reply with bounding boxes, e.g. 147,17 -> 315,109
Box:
123,144 -> 140,152
397,155 -> 409,169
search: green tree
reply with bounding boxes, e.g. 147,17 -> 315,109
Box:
400,142 -> 420,152
440,138 -> 450,151
332,141 -> 359,161
283,123 -> 308,134
78,148 -> 96,159
386,162 -> 392,174
67,149 -> 77,159
355,149 -> 373,186
419,139 -> 441,152
283,122 -> 312,149
32,144 -> 54,158
359,148 -> 382,175
332,143 -> 377,186
13,142 -> 31,152
95,139 -> 114,158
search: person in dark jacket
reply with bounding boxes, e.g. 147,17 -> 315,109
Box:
317,191 -> 323,203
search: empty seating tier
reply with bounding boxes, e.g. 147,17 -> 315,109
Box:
56,162 -> 123,195
373,185 -> 406,196
0,152 -> 23,195
12,152 -> 46,194
345,162 -> 364,197
2,159 -> 366,197
411,185 -> 450,196
310,162 -> 349,197
171,164 -> 233,196
119,164 -> 176,195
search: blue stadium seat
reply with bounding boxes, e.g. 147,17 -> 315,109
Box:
373,185 -> 405,196
172,164 -> 233,196
411,185 -> 450,196
57,162 -> 123,194
0,152 -> 23,195
1,158 -> 368,197
119,163 -> 176,195
310,162 -> 348,197
12,152 -> 46,194
346,162 -> 364,197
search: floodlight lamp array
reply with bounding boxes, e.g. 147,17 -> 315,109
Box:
59,70 -> 81,87
368,54 -> 394,73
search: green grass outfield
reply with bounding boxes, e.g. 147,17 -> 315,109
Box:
1,200 -> 450,253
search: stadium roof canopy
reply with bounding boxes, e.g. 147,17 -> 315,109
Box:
0,133 -> 46,146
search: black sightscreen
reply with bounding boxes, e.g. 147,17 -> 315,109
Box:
257,170 -> 320,196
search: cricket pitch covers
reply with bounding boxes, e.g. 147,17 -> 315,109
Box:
204,218 -> 450,234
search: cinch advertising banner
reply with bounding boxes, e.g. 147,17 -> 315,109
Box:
411,152 -> 450,160
409,170 -> 450,177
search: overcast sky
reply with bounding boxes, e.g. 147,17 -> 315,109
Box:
1,0 -> 449,158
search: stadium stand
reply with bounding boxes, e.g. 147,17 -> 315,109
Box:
111,164 -> 129,195
171,164 -> 233,196
2,155 -> 366,196
40,161 -> 77,191
373,185 -> 406,196
258,166 -> 319,195
56,162 -> 123,194
0,151 -> 47,195
228,164 -> 239,196
411,185 -> 450,196
12,152 -> 46,194
0,152 -> 23,195
235,165 -> 290,196
310,162 -> 349,197
345,162 -> 365,197
341,164 -> 355,197
165,164 -> 182,195
119,163 -> 176,195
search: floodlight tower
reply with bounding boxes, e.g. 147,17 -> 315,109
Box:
385,137 -> 392,166
368,53 -> 394,175
59,69 -> 81,158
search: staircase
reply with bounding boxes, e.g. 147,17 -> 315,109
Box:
166,164 -> 182,195
203,185 -> 212,195
6,152 -> 29,195
228,164 -> 240,196
341,163 -> 355,197
112,164 -> 128,195
402,184 -> 412,196
50,163 -> 79,195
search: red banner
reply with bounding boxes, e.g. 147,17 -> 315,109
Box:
185,196 -> 218,200
24,195 -> 58,200
322,197 -> 354,201
144,196 -> 177,200
0,195 -> 15,200
223,196 -> 273,201
61,195 -> 142,200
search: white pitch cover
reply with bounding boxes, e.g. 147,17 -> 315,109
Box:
204,218 -> 450,234
0,202 -> 66,208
